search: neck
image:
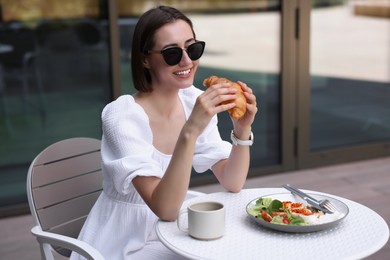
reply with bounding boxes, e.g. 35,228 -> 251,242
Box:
135,89 -> 181,119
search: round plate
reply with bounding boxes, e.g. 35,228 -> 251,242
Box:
246,192 -> 349,233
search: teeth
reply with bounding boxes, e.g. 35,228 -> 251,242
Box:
175,69 -> 190,75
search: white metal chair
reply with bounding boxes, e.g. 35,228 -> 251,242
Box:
27,137 -> 205,259
27,137 -> 104,260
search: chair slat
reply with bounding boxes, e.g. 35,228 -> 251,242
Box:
34,137 -> 101,165
50,216 -> 88,239
33,170 -> 102,209
54,246 -> 73,258
38,191 -> 101,230
32,151 -> 101,187
51,217 -> 89,257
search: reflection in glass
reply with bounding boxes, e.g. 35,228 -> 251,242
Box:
190,7 -> 281,169
310,1 -> 390,150
0,0 -> 111,210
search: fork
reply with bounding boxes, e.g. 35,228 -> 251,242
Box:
282,184 -> 338,214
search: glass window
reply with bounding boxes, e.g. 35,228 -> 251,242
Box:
189,4 -> 282,169
0,0 -> 111,211
310,0 -> 390,150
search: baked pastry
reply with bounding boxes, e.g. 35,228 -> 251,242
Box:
203,76 -> 247,119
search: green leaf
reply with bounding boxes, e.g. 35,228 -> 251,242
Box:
256,197 -> 272,209
290,215 -> 306,226
267,199 -> 283,214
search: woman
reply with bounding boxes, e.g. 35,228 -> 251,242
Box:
72,5 -> 257,259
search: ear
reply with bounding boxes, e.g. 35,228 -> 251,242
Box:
142,54 -> 151,69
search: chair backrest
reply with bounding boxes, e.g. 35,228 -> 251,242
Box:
27,137 -> 102,256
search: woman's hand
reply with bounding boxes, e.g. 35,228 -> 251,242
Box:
186,82 -> 237,136
231,81 -> 258,138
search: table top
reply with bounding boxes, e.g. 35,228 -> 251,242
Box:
156,188 -> 389,260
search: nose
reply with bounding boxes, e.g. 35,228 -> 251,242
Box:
179,49 -> 192,66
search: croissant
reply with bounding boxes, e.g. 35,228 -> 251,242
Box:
203,76 -> 247,119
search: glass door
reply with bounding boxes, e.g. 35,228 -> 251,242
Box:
0,0 -> 112,214
189,1 -> 283,174
297,0 -> 390,168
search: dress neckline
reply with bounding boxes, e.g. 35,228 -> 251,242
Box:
129,92 -> 189,157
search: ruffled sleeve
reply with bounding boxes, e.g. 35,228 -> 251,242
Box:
101,95 -> 164,195
180,87 -> 232,173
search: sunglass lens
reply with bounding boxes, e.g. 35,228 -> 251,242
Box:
187,42 -> 205,61
162,48 -> 182,66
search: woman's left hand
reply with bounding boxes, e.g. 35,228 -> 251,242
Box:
231,81 -> 258,136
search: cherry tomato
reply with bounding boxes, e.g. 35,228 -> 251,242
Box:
261,210 -> 273,222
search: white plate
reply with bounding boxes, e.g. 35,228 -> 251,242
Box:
246,192 -> 349,233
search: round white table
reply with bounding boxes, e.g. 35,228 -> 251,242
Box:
156,188 -> 389,260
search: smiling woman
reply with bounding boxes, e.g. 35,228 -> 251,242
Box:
70,5 -> 257,260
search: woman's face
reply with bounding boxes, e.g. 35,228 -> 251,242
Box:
144,19 -> 199,91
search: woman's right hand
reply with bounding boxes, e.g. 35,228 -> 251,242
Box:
186,83 -> 237,136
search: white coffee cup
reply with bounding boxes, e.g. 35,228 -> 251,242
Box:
177,201 -> 225,240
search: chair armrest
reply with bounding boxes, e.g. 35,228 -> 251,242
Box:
31,226 -> 104,260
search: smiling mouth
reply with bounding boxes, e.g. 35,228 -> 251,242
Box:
174,69 -> 191,76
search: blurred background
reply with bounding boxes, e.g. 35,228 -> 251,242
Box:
0,0 -> 389,217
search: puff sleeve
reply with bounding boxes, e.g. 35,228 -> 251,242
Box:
100,96 -> 164,195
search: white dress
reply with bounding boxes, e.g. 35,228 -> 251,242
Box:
71,86 -> 231,260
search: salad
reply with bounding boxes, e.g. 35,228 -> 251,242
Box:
248,197 -> 326,226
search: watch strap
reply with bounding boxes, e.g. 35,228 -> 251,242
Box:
230,131 -> 254,146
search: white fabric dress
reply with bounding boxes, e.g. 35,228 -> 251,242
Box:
70,86 -> 231,260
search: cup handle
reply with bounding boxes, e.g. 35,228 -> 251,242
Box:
177,208 -> 189,233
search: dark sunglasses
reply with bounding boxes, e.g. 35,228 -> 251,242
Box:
148,41 -> 206,66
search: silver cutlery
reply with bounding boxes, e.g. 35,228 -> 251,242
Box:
283,184 -> 338,214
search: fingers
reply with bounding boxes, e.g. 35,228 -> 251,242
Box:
236,81 -> 258,117
237,81 -> 252,95
201,80 -> 258,119
238,81 -> 256,106
246,92 -> 258,116
204,82 -> 237,107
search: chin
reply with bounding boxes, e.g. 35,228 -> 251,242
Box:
176,75 -> 195,89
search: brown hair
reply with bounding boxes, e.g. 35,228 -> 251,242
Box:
131,6 -> 196,92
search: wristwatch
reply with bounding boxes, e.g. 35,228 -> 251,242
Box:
230,130 -> 254,146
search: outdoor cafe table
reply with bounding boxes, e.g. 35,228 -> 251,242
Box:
156,188 -> 389,260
